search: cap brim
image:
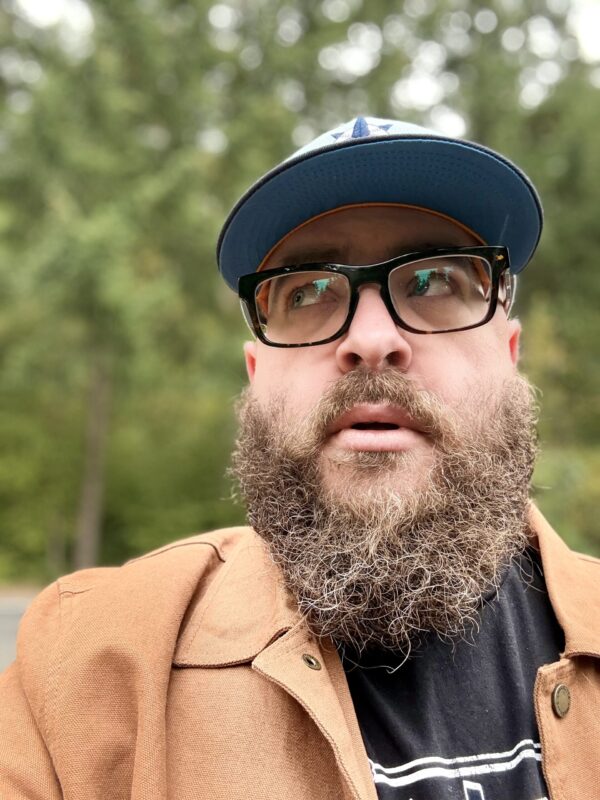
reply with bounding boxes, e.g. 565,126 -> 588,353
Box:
217,134 -> 543,290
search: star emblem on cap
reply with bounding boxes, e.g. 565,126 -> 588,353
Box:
331,116 -> 394,142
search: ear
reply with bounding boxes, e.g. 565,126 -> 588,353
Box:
507,318 -> 521,366
243,340 -> 257,382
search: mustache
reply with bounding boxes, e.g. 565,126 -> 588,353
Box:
299,368 -> 453,447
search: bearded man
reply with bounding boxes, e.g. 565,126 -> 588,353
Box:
1,118 -> 599,800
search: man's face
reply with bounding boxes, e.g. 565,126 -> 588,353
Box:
233,204 -> 535,654
243,205 -> 521,496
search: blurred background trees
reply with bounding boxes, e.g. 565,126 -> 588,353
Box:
0,0 -> 598,582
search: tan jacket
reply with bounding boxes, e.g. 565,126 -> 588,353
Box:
1,505 -> 599,800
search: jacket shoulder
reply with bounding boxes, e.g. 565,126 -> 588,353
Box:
58,526 -> 253,592
572,550 -> 600,597
15,527 -> 255,721
575,551 -> 600,567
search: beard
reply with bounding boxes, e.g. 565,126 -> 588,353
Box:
230,369 -> 538,657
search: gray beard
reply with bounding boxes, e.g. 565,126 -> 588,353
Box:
230,369 -> 538,656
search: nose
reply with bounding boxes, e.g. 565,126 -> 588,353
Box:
335,285 -> 413,373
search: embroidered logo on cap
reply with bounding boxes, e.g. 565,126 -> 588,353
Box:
332,117 -> 393,142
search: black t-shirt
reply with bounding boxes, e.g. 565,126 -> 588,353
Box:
342,548 -> 564,800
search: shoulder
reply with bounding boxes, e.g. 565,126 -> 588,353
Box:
28,527 -> 254,607
574,551 -> 600,568
63,526 -> 254,590
21,526 -> 257,626
15,527 -> 258,717
570,549 -> 600,592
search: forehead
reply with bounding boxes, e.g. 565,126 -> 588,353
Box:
262,204 -> 483,268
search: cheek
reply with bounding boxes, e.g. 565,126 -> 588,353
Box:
251,344 -> 336,412
410,325 -> 517,406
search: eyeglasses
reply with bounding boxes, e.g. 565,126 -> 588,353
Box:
238,246 -> 515,348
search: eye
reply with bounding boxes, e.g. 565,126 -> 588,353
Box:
409,268 -> 454,297
287,278 -> 337,309
291,286 -> 310,308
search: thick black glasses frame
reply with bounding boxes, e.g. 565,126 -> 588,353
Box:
238,246 -> 512,348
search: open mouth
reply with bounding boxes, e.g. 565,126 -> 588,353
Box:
327,404 -> 419,435
325,404 -> 426,453
351,421 -> 400,430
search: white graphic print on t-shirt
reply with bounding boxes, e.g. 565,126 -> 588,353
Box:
369,738 -> 548,799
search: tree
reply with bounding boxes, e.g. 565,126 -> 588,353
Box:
0,0 -> 597,581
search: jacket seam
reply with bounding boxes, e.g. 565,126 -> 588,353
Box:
538,661 -> 576,800
57,585 -> 94,597
259,626 -> 313,661
576,553 -> 600,566
174,626 -> 293,669
534,675 -> 555,800
129,539 -> 226,565
562,649 -> 600,659
41,583 -> 70,776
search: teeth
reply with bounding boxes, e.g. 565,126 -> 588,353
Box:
351,422 -> 399,430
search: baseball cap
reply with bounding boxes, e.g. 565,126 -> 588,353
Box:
217,116 -> 543,291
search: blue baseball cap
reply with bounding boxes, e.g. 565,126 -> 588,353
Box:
217,116 -> 543,291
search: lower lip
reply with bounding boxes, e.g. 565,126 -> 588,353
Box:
329,427 -> 425,452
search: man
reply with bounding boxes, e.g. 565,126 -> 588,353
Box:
1,117 -> 599,800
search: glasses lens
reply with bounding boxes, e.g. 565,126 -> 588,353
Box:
389,255 -> 493,332
255,270 -> 350,345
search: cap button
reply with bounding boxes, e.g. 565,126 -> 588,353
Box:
552,683 -> 571,718
302,653 -> 322,670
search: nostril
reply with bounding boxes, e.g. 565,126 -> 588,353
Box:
385,349 -> 408,370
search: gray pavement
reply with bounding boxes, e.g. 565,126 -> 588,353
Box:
0,593 -> 38,672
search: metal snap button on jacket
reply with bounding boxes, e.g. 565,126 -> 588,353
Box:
552,683 -> 571,718
302,653 -> 321,670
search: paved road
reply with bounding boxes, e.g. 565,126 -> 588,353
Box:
0,593 -> 37,672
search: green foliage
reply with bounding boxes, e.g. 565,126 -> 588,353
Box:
533,446 -> 600,557
0,0 -> 598,580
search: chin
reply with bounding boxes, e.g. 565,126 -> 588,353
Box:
321,449 -> 430,498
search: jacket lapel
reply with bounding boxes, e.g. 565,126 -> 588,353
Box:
253,623 -> 379,800
531,504 -> 600,657
174,533 -> 300,666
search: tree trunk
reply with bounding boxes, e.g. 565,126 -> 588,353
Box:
73,359 -> 111,570
46,513 -> 68,578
